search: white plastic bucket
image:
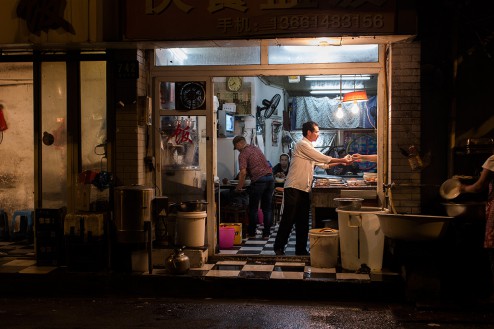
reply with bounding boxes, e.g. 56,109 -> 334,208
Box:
336,207 -> 389,271
309,228 -> 339,268
175,211 -> 206,247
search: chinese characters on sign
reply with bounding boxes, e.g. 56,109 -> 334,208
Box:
127,0 -> 397,40
171,122 -> 193,144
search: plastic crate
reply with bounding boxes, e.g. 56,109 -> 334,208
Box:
35,208 -> 66,266
35,207 -> 66,232
36,237 -> 64,266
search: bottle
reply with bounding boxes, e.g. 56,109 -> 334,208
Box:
408,145 -> 423,171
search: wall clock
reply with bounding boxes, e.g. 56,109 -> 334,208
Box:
226,77 -> 242,92
176,82 -> 206,110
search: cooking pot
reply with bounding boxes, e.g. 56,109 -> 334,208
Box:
114,185 -> 154,243
178,200 -> 208,212
333,198 -> 364,211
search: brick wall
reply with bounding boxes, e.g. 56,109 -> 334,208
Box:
388,42 -> 422,214
114,49 -> 150,187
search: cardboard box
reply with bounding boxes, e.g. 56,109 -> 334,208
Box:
64,212 -> 106,239
220,223 -> 242,245
75,184 -> 109,211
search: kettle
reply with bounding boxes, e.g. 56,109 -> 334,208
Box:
165,248 -> 190,274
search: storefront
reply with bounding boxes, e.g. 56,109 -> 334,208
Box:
0,0 -> 420,261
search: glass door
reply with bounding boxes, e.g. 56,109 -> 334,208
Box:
154,77 -> 215,252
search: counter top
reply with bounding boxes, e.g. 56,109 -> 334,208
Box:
312,177 -> 377,190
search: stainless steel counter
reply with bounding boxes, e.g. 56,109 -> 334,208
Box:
310,178 -> 377,228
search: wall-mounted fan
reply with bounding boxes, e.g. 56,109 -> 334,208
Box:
257,94 -> 281,119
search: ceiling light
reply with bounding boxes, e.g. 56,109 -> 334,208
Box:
342,90 -> 368,102
306,75 -> 371,81
310,90 -> 353,94
343,75 -> 368,102
336,104 -> 344,118
351,101 -> 359,114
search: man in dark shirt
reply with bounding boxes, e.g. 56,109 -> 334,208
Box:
233,135 -> 275,239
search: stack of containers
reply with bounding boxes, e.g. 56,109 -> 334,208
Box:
64,212 -> 107,270
35,207 -> 67,266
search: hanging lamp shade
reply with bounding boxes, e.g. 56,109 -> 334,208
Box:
342,90 -> 368,103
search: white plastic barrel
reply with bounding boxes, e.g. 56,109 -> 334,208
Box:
309,228 -> 339,268
175,211 -> 206,247
336,207 -> 389,271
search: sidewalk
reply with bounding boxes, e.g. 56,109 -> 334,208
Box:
0,239 -> 405,301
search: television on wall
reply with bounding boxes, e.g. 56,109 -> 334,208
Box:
225,113 -> 235,134
218,110 -> 235,137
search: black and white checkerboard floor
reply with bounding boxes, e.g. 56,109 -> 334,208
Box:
218,223 -> 306,256
0,223 -> 402,286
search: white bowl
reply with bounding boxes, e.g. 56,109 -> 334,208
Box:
439,178 -> 461,200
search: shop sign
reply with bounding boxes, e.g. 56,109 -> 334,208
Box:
125,0 -> 400,41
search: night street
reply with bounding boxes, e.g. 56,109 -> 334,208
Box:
1,297 -> 494,329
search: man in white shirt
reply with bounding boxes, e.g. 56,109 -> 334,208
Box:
273,121 -> 353,256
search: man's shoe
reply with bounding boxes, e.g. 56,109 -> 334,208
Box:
262,235 -> 270,240
295,250 -> 309,256
274,249 -> 285,255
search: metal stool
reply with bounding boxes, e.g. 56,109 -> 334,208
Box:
272,187 -> 284,224
11,209 -> 34,240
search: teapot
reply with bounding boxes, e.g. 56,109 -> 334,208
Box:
165,248 -> 190,274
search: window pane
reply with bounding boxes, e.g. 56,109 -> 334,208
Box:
160,81 -> 207,111
268,45 -> 378,64
0,63 -> 34,216
160,115 -> 207,203
41,62 -> 67,209
155,47 -> 260,66
80,61 -> 107,172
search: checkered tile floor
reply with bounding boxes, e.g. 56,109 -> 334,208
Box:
218,223 -> 306,256
0,225 -> 401,286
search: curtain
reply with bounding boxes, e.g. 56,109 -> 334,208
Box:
292,96 -> 376,129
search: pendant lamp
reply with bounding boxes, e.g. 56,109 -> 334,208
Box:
342,75 -> 368,103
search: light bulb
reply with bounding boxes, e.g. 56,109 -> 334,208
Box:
351,100 -> 359,114
336,104 -> 344,118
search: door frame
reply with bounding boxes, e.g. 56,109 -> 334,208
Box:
149,45 -> 387,256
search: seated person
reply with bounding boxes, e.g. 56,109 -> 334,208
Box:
326,150 -> 360,176
272,153 -> 290,179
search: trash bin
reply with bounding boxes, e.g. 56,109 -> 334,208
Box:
309,228 -> 339,268
336,207 -> 389,271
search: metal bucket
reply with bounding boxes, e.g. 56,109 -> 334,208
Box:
114,186 -> 154,243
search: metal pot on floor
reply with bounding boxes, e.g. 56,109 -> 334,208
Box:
114,185 -> 154,244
